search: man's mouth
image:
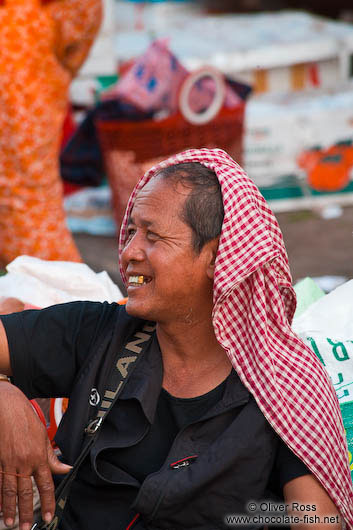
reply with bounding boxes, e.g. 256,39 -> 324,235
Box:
128,275 -> 152,286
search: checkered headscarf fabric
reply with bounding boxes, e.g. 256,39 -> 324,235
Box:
119,148 -> 353,526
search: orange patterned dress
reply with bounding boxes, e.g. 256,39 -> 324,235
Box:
0,0 -> 102,267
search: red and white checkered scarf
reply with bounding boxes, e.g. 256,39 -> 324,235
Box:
119,148 -> 353,526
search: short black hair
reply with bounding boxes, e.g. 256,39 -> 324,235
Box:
156,162 -> 224,253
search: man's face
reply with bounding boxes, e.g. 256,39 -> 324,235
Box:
121,176 -> 215,325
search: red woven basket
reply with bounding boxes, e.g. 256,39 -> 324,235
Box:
96,104 -> 245,228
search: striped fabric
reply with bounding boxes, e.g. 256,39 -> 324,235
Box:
119,148 -> 353,527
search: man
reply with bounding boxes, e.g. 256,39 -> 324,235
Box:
0,149 -> 352,530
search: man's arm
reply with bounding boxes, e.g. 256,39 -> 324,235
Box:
284,474 -> 342,529
0,318 -> 70,530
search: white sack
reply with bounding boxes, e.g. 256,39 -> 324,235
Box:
0,256 -> 123,308
293,279 -> 353,404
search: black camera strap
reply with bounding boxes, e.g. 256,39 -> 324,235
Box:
31,320 -> 156,530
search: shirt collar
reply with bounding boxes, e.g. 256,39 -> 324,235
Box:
120,332 -> 250,423
119,332 -> 163,424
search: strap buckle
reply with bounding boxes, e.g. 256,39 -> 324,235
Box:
84,417 -> 102,435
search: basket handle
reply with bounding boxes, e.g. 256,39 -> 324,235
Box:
178,67 -> 226,125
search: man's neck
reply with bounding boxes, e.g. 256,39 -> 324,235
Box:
157,318 -> 232,398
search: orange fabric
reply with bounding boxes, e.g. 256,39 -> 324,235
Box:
0,0 -> 102,267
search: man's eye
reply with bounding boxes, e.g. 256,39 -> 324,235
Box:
126,228 -> 136,241
147,231 -> 158,241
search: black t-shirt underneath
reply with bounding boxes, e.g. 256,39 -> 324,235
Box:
101,377 -> 228,484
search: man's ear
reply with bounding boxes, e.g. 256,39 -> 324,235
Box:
205,237 -> 219,280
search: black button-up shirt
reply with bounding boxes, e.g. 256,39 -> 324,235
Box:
2,302 -> 309,530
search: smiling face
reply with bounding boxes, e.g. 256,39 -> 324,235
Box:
121,175 -> 217,325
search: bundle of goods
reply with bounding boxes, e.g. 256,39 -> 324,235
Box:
243,84 -> 353,209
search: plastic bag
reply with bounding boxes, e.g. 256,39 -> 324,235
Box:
0,255 -> 123,307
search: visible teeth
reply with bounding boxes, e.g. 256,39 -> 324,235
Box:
129,275 -> 146,285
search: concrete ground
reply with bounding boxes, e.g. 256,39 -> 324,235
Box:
74,204 -> 353,293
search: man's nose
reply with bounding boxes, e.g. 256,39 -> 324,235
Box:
121,233 -> 145,262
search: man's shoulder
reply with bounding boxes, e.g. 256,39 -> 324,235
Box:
67,301 -> 150,341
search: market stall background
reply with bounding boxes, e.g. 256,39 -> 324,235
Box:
72,1 -> 353,207
62,0 -> 353,293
